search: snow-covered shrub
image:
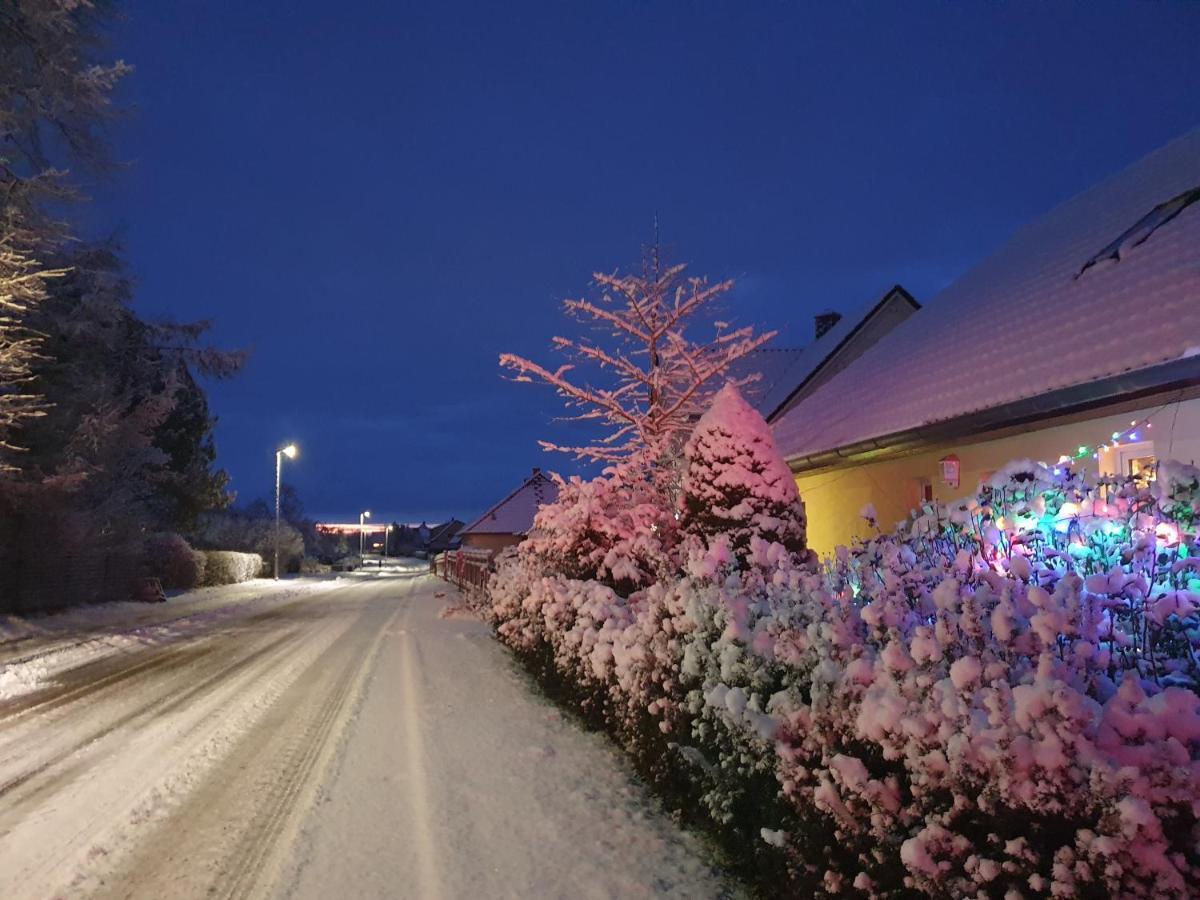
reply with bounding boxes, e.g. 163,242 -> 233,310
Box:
772,459 -> 1200,896
524,462 -> 678,596
142,533 -> 204,590
680,383 -> 809,564
193,510 -> 304,577
201,550 -> 263,585
1153,459 -> 1200,528
484,383 -> 1200,898
300,556 -> 330,574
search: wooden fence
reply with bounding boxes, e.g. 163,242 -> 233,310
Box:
430,548 -> 494,591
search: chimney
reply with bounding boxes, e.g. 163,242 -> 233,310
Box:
814,310 -> 842,339
531,467 -> 541,476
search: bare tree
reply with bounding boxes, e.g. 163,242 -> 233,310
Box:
500,247 -> 775,465
0,228 -> 65,469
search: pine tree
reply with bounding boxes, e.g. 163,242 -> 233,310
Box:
679,383 -> 808,563
500,246 -> 774,468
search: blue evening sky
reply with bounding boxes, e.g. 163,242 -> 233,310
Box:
94,1 -> 1200,523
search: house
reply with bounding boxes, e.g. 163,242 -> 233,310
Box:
427,518 -> 465,553
731,284 -> 920,422
460,468 -> 559,553
774,128 -> 1200,555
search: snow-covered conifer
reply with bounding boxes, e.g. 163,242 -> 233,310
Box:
679,383 -> 808,563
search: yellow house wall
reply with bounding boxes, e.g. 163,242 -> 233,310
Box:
794,396 -> 1200,557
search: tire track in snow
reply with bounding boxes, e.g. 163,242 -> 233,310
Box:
0,628 -> 301,818
0,582 -> 368,899
393,594 -> 446,900
93,579 -> 410,900
215,603 -> 396,900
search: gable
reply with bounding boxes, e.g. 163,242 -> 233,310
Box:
775,129 -> 1200,462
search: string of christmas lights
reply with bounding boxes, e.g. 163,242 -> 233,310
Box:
1045,413 -> 1158,474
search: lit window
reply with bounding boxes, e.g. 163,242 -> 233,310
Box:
1126,453 -> 1156,480
1113,440 -> 1156,482
1076,186 -> 1200,279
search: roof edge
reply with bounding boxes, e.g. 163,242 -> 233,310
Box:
765,284 -> 920,422
786,354 -> 1200,473
460,470 -> 554,535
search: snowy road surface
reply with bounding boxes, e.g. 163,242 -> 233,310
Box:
0,563 -> 734,899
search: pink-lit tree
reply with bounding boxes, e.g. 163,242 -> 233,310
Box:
500,247 -> 775,467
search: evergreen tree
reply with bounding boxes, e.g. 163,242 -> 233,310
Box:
0,0 -> 128,469
678,383 -> 808,564
18,246 -> 239,529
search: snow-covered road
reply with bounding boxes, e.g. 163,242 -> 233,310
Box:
0,565 -> 735,899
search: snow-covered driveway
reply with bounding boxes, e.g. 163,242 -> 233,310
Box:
0,565 -> 734,899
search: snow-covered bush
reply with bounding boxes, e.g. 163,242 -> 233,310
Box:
142,532 -> 205,590
680,383 -> 810,564
201,550 -> 263,586
521,463 -> 678,597
787,459 -> 1200,896
300,556 -> 330,575
193,510 -> 304,577
484,387 -> 1200,897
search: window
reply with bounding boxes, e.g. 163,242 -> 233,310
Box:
1076,185 -> 1200,279
1122,447 -> 1156,480
1127,455 -> 1156,478
1099,439 -> 1156,482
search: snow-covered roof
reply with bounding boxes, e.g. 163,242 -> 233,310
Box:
761,286 -> 918,421
730,286 -> 918,422
775,128 -> 1200,463
461,470 -> 559,535
427,518 -> 465,549
728,348 -> 809,417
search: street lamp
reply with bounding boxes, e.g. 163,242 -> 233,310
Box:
359,510 -> 371,557
275,443 -> 298,579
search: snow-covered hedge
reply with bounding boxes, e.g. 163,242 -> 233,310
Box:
481,386 -> 1200,897
200,550 -> 263,586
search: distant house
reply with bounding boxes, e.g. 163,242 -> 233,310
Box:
731,284 -> 920,422
775,129 -> 1200,555
427,518 -> 465,553
460,469 -> 559,553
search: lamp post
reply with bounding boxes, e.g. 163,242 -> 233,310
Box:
359,510 -> 371,557
275,444 -> 298,579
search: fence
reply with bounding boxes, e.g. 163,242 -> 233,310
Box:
430,548 -> 494,591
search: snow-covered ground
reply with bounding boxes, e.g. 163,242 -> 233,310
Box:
283,575 -> 735,900
0,563 -> 734,898
0,574 -> 348,701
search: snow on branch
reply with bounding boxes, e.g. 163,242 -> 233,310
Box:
500,249 -> 775,464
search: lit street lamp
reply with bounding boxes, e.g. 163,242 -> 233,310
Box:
359,510 -> 371,557
275,443 -> 298,579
